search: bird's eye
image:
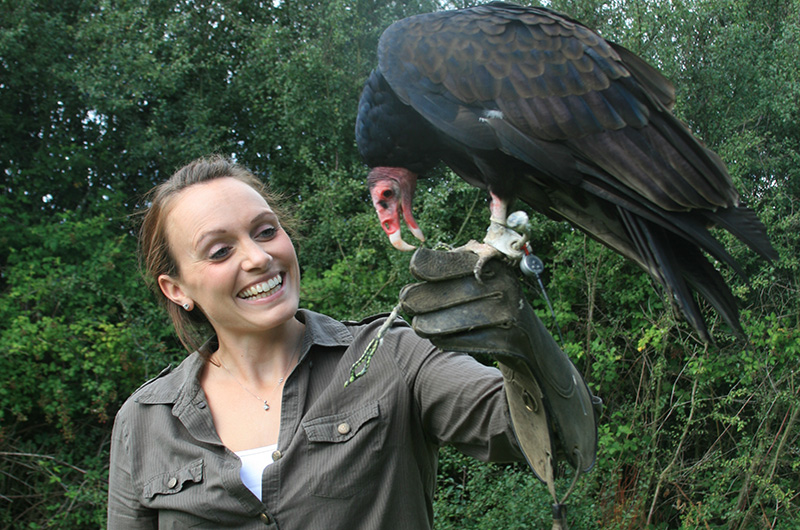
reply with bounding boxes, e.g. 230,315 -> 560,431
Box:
381,189 -> 394,199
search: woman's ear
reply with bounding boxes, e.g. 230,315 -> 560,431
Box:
158,274 -> 188,308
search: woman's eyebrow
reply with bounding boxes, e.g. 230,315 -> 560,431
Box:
251,210 -> 278,225
194,228 -> 228,252
194,210 -> 278,250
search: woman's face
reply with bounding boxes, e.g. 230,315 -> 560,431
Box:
158,177 -> 300,339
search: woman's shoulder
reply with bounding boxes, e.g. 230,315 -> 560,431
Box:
341,312 -> 411,333
299,308 -> 416,346
115,352 -> 203,420
336,311 -> 431,356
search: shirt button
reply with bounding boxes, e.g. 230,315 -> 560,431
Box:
271,450 -> 282,461
260,512 -> 271,524
337,422 -> 351,435
167,477 -> 178,489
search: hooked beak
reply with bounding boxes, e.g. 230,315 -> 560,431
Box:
388,230 -> 419,252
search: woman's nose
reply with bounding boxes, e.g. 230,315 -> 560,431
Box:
241,239 -> 272,270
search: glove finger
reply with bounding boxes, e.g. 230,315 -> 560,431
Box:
410,298 -> 517,338
399,273 -> 509,315
408,248 -> 481,281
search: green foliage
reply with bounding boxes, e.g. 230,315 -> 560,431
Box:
434,447 -> 601,529
0,213 -> 182,527
1,0 -> 799,528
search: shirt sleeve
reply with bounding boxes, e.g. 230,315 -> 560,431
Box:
107,410 -> 158,529
395,327 -> 523,462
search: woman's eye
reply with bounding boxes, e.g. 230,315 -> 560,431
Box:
209,246 -> 232,260
257,227 -> 277,239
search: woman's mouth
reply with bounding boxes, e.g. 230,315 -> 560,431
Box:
238,274 -> 283,300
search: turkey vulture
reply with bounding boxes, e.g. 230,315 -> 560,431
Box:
355,2 -> 776,341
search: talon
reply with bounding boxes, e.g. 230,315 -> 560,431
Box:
473,249 -> 503,281
473,254 -> 494,282
453,240 -> 503,281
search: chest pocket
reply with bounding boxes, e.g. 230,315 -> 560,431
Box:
142,458 -> 204,501
302,401 -> 383,499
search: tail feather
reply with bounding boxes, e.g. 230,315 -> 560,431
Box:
704,207 -> 778,262
618,209 -> 747,340
680,247 -> 745,338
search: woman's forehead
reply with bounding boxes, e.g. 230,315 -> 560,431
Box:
171,177 -> 272,213
166,178 -> 275,244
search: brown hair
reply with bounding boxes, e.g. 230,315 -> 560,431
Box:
137,155 -> 295,353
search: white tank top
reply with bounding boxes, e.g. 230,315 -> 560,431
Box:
235,443 -> 278,500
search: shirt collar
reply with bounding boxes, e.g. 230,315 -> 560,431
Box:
295,308 -> 353,352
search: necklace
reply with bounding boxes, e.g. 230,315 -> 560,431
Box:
217,338 -> 302,412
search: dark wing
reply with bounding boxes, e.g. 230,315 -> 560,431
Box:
378,3 -> 735,209
368,2 -> 776,339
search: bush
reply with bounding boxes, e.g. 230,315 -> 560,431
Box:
0,213 -> 183,528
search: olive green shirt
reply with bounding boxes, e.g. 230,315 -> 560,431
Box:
108,309 -> 521,529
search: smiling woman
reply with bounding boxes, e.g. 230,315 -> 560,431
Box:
137,157 -> 297,353
154,177 -> 302,355
107,155 -> 596,529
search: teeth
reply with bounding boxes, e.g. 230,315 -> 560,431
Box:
239,275 -> 283,300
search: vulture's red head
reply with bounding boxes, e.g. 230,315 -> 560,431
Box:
367,167 -> 425,251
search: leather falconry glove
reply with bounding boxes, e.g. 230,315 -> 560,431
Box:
399,248 -> 600,485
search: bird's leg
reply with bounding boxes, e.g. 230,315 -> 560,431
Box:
481,196 -> 529,271
457,193 -> 529,280
489,192 -> 508,226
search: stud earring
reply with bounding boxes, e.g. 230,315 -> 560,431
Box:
183,303 -> 191,311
